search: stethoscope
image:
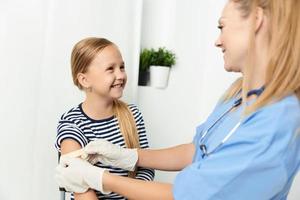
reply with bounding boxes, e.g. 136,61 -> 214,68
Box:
199,86 -> 265,158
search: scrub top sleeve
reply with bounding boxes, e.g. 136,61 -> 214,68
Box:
174,104 -> 297,200
191,124 -> 206,163
193,124 -> 205,146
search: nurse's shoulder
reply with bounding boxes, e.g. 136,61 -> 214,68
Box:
244,94 -> 300,128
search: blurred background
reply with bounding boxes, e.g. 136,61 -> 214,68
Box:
0,0 -> 298,199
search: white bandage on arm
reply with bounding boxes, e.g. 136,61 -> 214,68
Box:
61,148 -> 88,160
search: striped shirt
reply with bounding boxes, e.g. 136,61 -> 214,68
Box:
55,103 -> 155,200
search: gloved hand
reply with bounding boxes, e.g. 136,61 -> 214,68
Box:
84,139 -> 138,171
55,157 -> 110,194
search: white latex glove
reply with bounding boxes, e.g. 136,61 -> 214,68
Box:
55,157 -> 110,194
84,139 -> 138,171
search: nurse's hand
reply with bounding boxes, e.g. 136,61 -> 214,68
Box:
84,139 -> 138,171
55,157 -> 110,194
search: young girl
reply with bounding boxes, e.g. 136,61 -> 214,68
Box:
55,37 -> 154,200
56,0 -> 300,199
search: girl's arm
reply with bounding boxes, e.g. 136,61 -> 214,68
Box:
103,172 -> 174,200
61,139 -> 99,200
137,143 -> 195,171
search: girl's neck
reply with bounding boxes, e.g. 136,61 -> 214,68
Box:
82,94 -> 114,120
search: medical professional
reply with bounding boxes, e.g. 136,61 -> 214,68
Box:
55,0 -> 300,199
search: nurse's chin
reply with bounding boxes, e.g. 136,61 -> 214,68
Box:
224,65 -> 241,73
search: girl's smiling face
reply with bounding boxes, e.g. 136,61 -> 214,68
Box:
84,44 -> 127,100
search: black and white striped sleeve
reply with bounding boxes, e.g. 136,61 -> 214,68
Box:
129,104 -> 155,181
55,118 -> 88,152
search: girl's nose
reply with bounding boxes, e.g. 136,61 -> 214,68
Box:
115,69 -> 126,80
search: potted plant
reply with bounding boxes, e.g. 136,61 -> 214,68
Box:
138,48 -> 154,86
150,47 -> 176,89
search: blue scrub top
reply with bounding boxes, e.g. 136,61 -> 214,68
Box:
173,94 -> 300,200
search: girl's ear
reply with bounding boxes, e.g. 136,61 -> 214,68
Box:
255,6 -> 265,33
77,72 -> 91,89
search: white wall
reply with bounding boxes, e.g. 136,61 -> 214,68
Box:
0,1 -> 48,198
137,0 -> 300,199
0,0 -> 142,199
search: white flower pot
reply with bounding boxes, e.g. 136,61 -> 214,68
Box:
150,65 -> 171,89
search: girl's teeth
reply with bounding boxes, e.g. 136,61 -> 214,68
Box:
113,84 -> 122,88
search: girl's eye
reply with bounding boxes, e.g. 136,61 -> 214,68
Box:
218,25 -> 223,30
120,65 -> 125,71
107,66 -> 114,71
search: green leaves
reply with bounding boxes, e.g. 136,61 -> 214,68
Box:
139,47 -> 176,71
139,48 -> 154,71
153,47 -> 176,67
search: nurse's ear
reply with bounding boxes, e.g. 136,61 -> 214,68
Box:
254,6 -> 265,33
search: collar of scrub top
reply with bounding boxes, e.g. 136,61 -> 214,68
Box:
199,86 -> 265,158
